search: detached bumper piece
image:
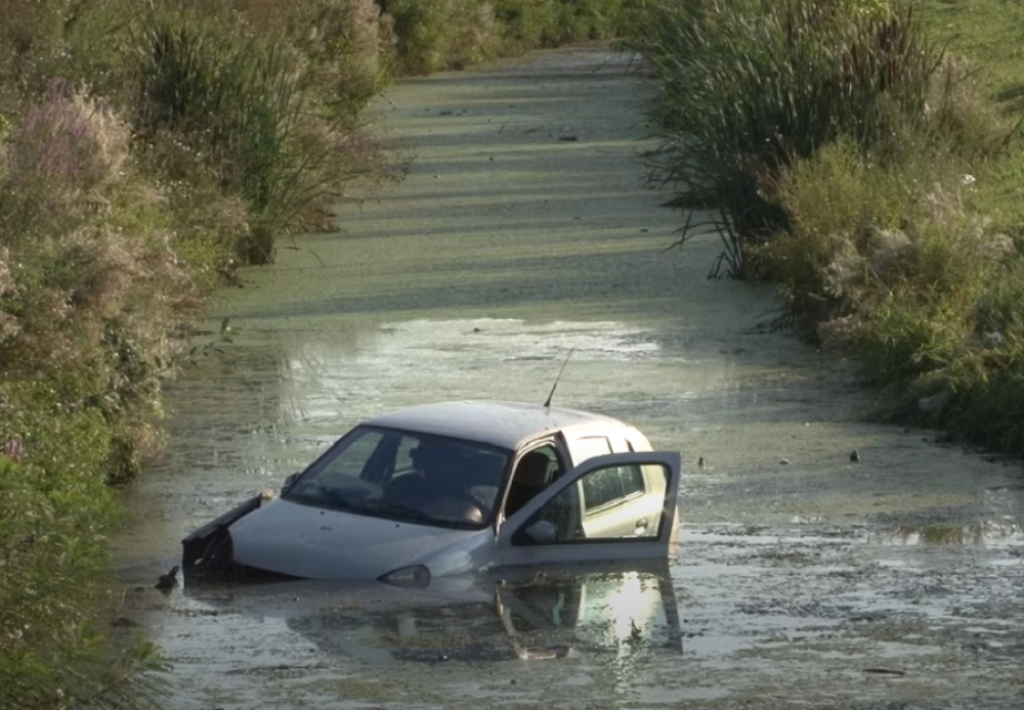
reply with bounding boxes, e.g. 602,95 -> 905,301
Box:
181,495 -> 261,577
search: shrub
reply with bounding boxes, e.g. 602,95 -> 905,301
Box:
0,85 -> 195,483
0,0 -> 66,89
630,0 -> 945,277
762,137 -> 923,327
553,0 -> 626,43
384,0 -> 495,73
228,0 -> 395,118
0,447 -> 169,710
765,132 -> 1024,452
493,0 -> 560,51
768,137 -> 1010,357
940,258 -> 1024,449
385,0 -> 451,73
130,11 -> 378,263
0,84 -> 180,709
1,81 -> 128,235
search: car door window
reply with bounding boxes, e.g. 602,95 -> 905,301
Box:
513,462 -> 670,544
581,464 -> 644,511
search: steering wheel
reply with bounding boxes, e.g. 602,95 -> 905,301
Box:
384,472 -> 426,502
422,492 -> 485,524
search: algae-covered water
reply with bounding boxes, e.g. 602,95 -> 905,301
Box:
115,46 -> 1024,709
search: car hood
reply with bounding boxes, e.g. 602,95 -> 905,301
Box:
229,498 -> 488,579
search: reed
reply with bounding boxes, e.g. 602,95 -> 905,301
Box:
131,11 -> 376,263
631,0 -> 942,277
632,0 -> 1024,455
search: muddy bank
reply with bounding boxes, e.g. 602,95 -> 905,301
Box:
115,46 -> 1023,709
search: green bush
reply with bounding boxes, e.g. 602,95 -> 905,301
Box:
0,445 -> 169,710
130,10 -> 379,263
630,0 -> 945,276
380,0 -> 628,72
765,133 -> 1024,450
384,0 -> 496,73
219,0 -> 394,118
493,0 -> 559,50
386,0 -> 457,73
0,85 -> 177,709
0,84 -> 194,482
759,139 -> 911,324
552,0 -> 627,43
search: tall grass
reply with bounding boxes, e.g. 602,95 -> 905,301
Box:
630,0 -> 944,277
230,0 -> 393,117
131,10 -> 378,263
632,0 -> 1024,454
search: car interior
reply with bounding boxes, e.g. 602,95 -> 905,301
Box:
505,447 -> 563,517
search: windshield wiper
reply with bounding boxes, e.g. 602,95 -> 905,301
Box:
286,484 -> 368,513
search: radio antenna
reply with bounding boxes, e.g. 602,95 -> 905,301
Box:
543,348 -> 575,408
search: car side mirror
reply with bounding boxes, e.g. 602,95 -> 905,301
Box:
525,520 -> 557,544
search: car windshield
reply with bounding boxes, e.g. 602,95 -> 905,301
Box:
282,426 -> 512,529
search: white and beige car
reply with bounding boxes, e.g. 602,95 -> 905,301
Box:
182,400 -> 682,584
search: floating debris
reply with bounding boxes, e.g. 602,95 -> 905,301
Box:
156,565 -> 179,591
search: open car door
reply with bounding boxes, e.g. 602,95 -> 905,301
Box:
495,451 -> 681,569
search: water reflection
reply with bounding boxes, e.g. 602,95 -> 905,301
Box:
182,564 -> 681,664
881,522 -> 1024,547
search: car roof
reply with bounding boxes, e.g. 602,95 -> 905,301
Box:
363,400 -> 635,450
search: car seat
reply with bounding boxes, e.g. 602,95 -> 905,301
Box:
505,450 -> 555,517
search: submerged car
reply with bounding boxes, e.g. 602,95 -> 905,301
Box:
182,400 -> 682,584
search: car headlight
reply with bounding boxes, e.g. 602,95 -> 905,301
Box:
378,564 -> 432,588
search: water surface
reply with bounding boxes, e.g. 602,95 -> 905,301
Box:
116,45 -> 1024,710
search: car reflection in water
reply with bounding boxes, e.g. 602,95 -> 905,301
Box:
183,562 -> 682,663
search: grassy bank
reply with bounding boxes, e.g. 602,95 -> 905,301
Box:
0,1 -> 630,707
628,0 -> 1024,454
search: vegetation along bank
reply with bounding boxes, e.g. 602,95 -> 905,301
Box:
2,0 -> 1022,706
626,0 -> 1024,455
0,0 -> 626,707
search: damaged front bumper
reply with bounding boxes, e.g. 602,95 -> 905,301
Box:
181,495 -> 263,577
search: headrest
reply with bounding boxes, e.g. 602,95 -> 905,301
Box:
515,451 -> 554,488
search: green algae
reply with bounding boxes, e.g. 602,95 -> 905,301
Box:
115,45 -> 1024,710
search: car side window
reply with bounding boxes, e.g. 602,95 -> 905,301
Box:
581,465 -> 644,512
513,463 -> 670,545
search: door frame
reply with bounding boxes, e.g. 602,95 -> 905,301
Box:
494,451 -> 682,568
